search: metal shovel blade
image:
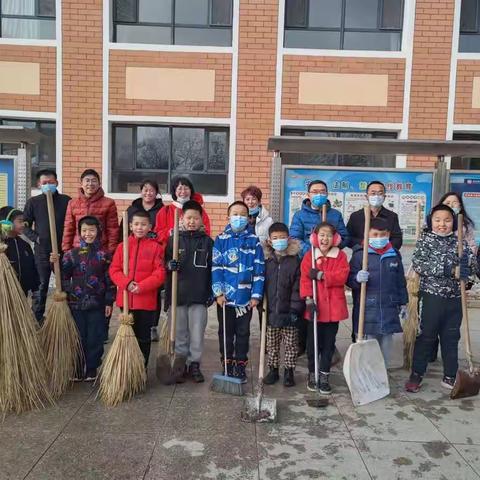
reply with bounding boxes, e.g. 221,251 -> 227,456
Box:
241,396 -> 277,423
451,369 -> 480,400
343,339 -> 390,406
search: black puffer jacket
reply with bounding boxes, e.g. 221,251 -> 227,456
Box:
264,239 -> 304,328
5,236 -> 40,294
119,197 -> 164,240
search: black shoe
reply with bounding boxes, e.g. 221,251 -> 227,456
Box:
283,368 -> 295,387
405,372 -> 423,393
85,369 -> 97,382
189,362 -> 205,383
307,372 -> 317,392
318,372 -> 332,395
263,367 -> 279,385
221,359 -> 235,377
441,375 -> 455,390
235,362 -> 248,384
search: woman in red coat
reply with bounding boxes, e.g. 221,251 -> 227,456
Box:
300,222 -> 349,395
154,176 -> 211,246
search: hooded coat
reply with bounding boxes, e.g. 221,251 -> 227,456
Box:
4,236 -> 40,294
249,206 -> 274,244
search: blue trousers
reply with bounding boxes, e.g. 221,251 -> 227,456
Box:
72,309 -> 105,373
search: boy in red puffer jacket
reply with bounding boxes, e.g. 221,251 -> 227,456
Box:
110,211 -> 166,367
300,222 -> 350,395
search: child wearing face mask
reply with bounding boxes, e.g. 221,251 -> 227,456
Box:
347,218 -> 408,368
405,205 -> 476,393
262,223 -> 303,387
212,201 -> 265,383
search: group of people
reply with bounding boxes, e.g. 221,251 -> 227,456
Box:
0,168 -> 478,395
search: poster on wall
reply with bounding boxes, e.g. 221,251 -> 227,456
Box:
0,158 -> 14,207
282,167 -> 434,243
450,172 -> 480,243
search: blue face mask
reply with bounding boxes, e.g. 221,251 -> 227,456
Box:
369,237 -> 389,249
230,215 -> 248,231
311,194 -> 328,208
452,207 -> 461,215
272,238 -> 288,252
368,195 -> 385,208
41,183 -> 57,195
249,205 -> 260,216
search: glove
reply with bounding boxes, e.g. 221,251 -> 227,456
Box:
167,259 -> 180,272
399,305 -> 408,327
356,270 -> 369,283
308,268 -> 324,281
305,298 -> 316,318
459,252 -> 470,281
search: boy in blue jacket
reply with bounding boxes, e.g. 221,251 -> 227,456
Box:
212,201 -> 265,383
347,218 -> 408,367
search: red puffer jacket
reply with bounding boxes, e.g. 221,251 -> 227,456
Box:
109,235 -> 165,311
154,193 -> 211,246
300,247 -> 349,323
62,188 -> 119,254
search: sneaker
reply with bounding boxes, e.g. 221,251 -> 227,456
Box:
151,326 -> 159,342
235,362 -> 248,384
318,372 -> 332,395
263,367 -> 279,385
307,372 -> 317,392
283,368 -> 295,387
189,362 -> 205,383
405,373 -> 423,393
441,376 -> 455,390
84,369 -> 97,382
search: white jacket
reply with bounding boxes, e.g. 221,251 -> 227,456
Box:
255,206 -> 274,244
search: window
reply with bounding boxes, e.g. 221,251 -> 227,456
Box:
0,119 -> 56,187
284,0 -> 404,51
451,133 -> 480,169
113,0 -> 233,46
459,0 -> 480,52
112,124 -> 229,195
280,129 -> 397,167
1,0 -> 55,40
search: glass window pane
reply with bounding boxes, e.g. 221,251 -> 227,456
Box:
38,122 -> 56,168
38,0 -> 56,17
116,25 -> 172,44
1,18 -> 56,39
381,0 -> 403,29
285,0 -> 307,28
172,128 -> 205,172
343,31 -> 401,51
115,0 -> 137,22
211,0 -> 232,26
460,0 -> 478,32
139,0 -> 172,23
112,171 -> 169,194
345,0 -> 379,28
114,127 -> 134,170
174,27 -> 231,46
284,29 -> 341,49
459,34 -> 480,52
175,0 -> 209,25
208,131 -> 228,171
180,173 -> 227,195
2,0 -> 35,15
136,126 -> 169,170
309,0 -> 342,28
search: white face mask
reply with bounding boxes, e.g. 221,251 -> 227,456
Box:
368,195 -> 385,208
435,231 -> 453,237
176,197 -> 190,205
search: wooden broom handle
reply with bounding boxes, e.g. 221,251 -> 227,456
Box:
357,206 -> 371,341
122,211 -> 129,315
45,190 -> 62,292
258,295 -> 268,380
322,204 -> 327,223
170,207 -> 180,348
415,199 -> 422,239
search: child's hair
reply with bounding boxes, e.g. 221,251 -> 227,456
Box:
227,200 -> 249,215
313,222 -> 336,235
241,185 -> 263,202
307,179 -> 328,192
426,204 -> 458,232
268,222 -> 289,236
78,215 -> 101,234
131,210 -> 151,222
370,218 -> 389,232
182,200 -> 203,215
36,169 -> 57,180
170,176 -> 195,200
437,191 -> 474,227
0,206 -> 22,222
81,169 -> 100,181
366,180 -> 386,192
140,179 -> 159,193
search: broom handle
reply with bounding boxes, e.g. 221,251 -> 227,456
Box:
223,303 -> 228,376
170,207 -> 180,351
258,295 -> 268,381
415,199 -> 422,239
122,211 -> 129,315
358,206 -> 371,341
311,244 -> 319,384
322,204 -> 327,223
45,190 -> 62,293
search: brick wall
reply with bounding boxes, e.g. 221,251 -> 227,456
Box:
455,60 -> 480,124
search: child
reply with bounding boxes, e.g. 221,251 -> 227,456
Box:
405,204 -> 475,393
0,206 -> 39,296
58,216 -> 114,381
263,223 -> 303,387
301,222 -> 350,394
212,201 -> 265,383
110,211 -> 165,367
164,200 -> 213,383
348,218 -> 408,368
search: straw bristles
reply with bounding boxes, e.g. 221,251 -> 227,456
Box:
97,312 -> 147,407
0,244 -> 54,415
39,291 -> 83,399
403,271 -> 420,370
159,317 -> 170,354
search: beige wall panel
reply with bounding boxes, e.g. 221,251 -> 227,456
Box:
472,77 -> 480,108
0,61 -> 40,95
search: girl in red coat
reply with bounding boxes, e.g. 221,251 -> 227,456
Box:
110,211 -> 166,367
300,222 -> 350,395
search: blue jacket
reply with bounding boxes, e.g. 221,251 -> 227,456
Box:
347,245 -> 408,336
289,199 -> 349,258
212,225 -> 265,307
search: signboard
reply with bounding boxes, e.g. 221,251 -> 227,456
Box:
0,157 -> 15,206
282,167 -> 434,243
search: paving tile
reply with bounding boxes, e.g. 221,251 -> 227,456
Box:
455,444 -> 480,476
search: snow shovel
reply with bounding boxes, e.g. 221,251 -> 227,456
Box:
241,295 -> 277,422
451,214 -> 480,400
156,207 -> 186,384
343,206 -> 390,406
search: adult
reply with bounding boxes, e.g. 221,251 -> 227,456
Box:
23,169 -> 71,323
290,179 -> 349,258
347,180 -> 403,250
241,185 -> 273,243
154,176 -> 211,246
62,169 -> 119,254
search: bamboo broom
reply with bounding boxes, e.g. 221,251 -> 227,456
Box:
97,211 -> 146,406
39,190 -> 82,398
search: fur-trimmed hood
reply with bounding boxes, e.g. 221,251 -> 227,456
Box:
263,238 -> 301,260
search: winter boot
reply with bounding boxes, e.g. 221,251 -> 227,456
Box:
318,372 -> 332,395
263,367 -> 279,385
235,361 -> 248,384
189,362 -> 205,383
283,368 -> 295,387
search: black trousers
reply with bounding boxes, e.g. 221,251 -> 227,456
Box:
31,250 -> 52,323
297,317 -> 308,352
131,310 -> 155,367
412,292 -> 462,378
307,321 -> 339,373
217,305 -> 253,363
